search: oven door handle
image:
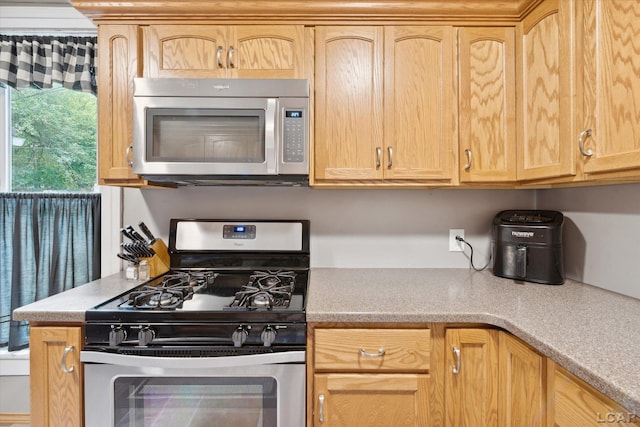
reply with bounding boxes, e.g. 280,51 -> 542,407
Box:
80,350 -> 305,368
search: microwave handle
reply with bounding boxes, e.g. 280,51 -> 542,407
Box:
126,145 -> 133,167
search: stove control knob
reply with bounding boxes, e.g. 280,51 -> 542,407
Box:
138,327 -> 155,347
109,326 -> 127,347
231,326 -> 250,348
261,326 -> 278,347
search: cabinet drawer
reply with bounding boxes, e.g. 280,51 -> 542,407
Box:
314,328 -> 431,372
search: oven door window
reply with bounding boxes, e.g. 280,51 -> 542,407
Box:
147,109 -> 266,163
113,376 -> 277,427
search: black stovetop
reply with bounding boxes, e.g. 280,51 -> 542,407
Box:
85,269 -> 308,323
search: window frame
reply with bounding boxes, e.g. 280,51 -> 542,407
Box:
0,6 -> 121,277
0,85 -> 9,192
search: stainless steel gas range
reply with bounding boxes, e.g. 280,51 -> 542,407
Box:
81,219 -> 310,427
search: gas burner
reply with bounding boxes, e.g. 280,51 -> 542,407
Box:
125,271 -> 217,310
229,270 -> 296,310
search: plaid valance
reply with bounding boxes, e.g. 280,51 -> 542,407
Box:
0,35 -> 97,95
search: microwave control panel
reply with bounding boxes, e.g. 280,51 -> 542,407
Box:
282,109 -> 305,163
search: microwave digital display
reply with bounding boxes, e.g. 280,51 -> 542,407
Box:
286,110 -> 303,118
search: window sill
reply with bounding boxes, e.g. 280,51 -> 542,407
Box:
0,348 -> 30,376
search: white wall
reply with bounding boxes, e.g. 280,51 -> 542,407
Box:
123,183 -> 640,300
537,182 -> 640,299
123,187 -> 533,269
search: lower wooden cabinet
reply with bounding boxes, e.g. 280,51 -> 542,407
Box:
498,331 -> 546,427
30,325 -> 84,427
309,325 -> 639,427
444,328 -> 499,427
313,373 -> 430,426
310,327 -> 433,426
549,360 -> 640,426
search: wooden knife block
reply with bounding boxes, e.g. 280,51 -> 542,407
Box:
141,239 -> 170,278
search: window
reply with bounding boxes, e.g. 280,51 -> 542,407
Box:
0,31 -> 102,350
1,84 -> 97,191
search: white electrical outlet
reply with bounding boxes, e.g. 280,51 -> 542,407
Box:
449,229 -> 464,252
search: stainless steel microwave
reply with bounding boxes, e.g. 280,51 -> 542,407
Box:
132,78 -> 309,186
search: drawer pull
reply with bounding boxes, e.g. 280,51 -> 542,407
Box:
359,347 -> 386,358
61,345 -> 75,374
318,394 -> 325,423
217,46 -> 224,68
578,128 -> 593,157
452,346 -> 461,375
464,148 -> 473,170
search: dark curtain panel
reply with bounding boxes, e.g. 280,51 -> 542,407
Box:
0,35 -> 97,95
0,193 -> 101,350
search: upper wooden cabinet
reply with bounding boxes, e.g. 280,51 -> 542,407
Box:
314,26 -> 457,185
97,25 -> 145,186
517,0 -> 576,182
579,0 -> 640,177
142,25 -> 306,79
458,27 -> 517,183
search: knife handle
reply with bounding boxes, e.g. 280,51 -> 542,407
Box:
138,221 -> 156,242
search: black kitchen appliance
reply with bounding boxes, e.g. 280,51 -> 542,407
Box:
492,210 -> 564,285
84,219 -> 310,355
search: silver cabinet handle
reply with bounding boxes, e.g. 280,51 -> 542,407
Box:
61,345 -> 75,374
228,46 -> 235,69
125,145 -> 133,167
217,46 -> 224,68
579,128 -> 593,157
376,147 -> 382,169
359,347 -> 386,358
464,149 -> 473,170
387,146 -> 393,169
452,346 -> 461,375
318,394 -> 325,423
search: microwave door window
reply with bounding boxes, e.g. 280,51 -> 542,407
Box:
148,109 -> 266,163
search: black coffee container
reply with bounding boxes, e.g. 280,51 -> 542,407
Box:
492,210 -> 564,285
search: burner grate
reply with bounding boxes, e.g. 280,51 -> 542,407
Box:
229,270 -> 296,310
126,271 -> 217,310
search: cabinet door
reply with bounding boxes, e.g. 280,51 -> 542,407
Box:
97,25 -> 145,185
548,360 -> 639,426
581,0 -> 640,175
459,27 -> 517,183
229,26 -> 305,79
498,332 -> 546,427
30,326 -> 84,427
445,328 -> 498,427
383,26 -> 457,182
314,26 -> 384,181
143,25 -> 227,78
517,0 -> 576,181
313,373 -> 430,427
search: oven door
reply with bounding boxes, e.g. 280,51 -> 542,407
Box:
81,351 -> 305,427
132,97 -> 277,176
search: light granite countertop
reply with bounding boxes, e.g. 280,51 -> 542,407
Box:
13,268 -> 640,414
306,268 -> 640,415
13,271 -> 144,323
